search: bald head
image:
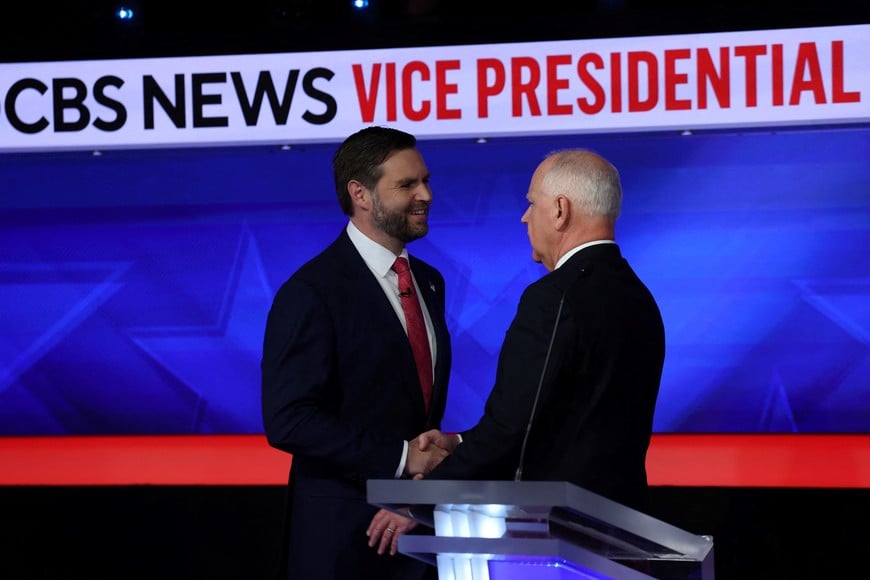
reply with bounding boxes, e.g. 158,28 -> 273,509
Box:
522,149 -> 622,271
540,149 -> 622,220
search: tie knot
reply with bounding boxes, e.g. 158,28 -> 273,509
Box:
392,257 -> 410,274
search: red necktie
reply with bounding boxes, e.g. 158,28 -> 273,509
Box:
392,257 -> 433,411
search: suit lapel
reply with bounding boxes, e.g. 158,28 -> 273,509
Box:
335,232 -> 431,409
333,231 -> 409,337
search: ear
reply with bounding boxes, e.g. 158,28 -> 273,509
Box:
348,179 -> 369,209
553,195 -> 571,230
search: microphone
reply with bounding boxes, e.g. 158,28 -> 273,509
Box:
398,288 -> 412,298
514,291 -> 566,482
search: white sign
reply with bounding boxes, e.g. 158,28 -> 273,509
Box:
1,24 -> 867,152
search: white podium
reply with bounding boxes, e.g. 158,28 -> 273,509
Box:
368,480 -> 714,580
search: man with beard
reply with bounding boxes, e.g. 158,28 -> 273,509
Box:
261,126 -> 451,580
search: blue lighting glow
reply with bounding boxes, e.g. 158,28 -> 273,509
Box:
1,128 -> 868,436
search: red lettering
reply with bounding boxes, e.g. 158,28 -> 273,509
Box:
734,45 -> 766,107
352,63 -> 380,122
576,53 -> 605,114
790,42 -> 826,105
772,44 -> 784,106
402,61 -> 429,121
476,58 -> 505,118
697,47 -> 730,109
546,54 -> 572,115
610,52 -> 621,113
664,48 -> 691,111
386,62 -> 397,121
511,56 -> 542,117
628,51 -> 657,112
435,60 -> 461,119
356,60 -> 463,122
831,40 -> 860,103
465,39 -> 860,124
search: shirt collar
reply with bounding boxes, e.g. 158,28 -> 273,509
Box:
346,221 -> 407,277
555,239 -> 616,270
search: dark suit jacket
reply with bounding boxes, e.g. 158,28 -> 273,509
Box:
427,243 -> 664,511
261,229 -> 450,580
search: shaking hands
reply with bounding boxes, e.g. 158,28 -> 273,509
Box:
402,428 -> 461,479
369,429 -> 463,555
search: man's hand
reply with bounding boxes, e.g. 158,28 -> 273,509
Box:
403,439 -> 448,478
367,508 -> 417,555
415,429 -> 461,454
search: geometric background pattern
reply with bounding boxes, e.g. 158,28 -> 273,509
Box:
1,126 -> 868,434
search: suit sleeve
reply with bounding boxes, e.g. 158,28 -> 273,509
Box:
260,278 -> 404,480
427,280 -> 564,480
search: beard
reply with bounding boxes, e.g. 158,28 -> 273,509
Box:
371,190 -> 428,243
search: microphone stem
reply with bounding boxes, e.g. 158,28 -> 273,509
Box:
514,293 -> 565,482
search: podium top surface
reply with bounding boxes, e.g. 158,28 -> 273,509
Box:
368,479 -> 714,563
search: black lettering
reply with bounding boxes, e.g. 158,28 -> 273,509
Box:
53,77 -> 90,132
4,78 -> 49,134
232,70 -> 299,126
143,74 -> 186,129
302,67 -> 336,125
92,75 -> 127,132
192,72 -> 228,128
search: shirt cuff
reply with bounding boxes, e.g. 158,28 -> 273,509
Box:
396,439 -> 409,478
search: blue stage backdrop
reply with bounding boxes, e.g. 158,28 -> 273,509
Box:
1,126 -> 868,435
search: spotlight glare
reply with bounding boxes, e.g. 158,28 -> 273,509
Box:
116,7 -> 135,21
352,0 -> 370,9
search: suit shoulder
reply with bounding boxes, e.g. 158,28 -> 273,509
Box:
518,271 -> 565,308
271,241 -> 346,302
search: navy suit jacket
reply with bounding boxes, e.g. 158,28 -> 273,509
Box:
261,230 -> 450,579
427,243 -> 664,511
